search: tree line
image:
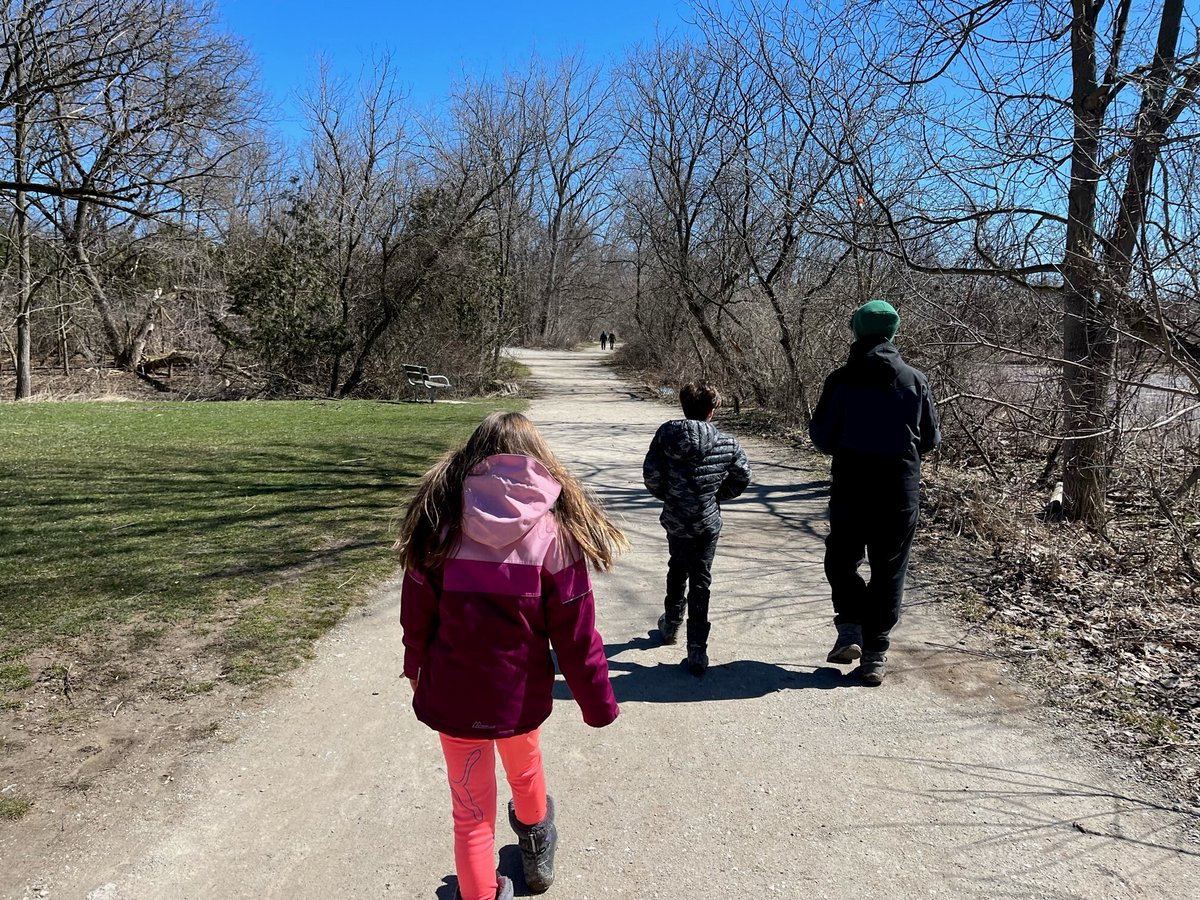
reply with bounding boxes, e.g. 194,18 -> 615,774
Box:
3,0 -> 1199,530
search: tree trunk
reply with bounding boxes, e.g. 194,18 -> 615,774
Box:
760,280 -> 808,422
72,235 -> 130,367
1103,0 -> 1184,286
678,287 -> 770,405
13,35 -> 32,400
1061,281 -> 1116,525
329,349 -> 344,398
1061,0 -> 1187,526
329,302 -> 348,397
538,210 -> 563,342
1060,6 -> 1111,526
124,290 -> 165,370
15,221 -> 32,398
57,294 -> 70,376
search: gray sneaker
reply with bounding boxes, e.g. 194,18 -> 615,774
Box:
657,613 -> 680,645
826,623 -> 863,664
860,652 -> 887,686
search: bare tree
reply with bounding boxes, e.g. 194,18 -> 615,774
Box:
300,53 -> 409,395
1,1 -> 129,397
754,0 -> 1200,524
622,35 -> 771,399
0,0 -> 257,395
474,66 -> 540,363
331,69 -> 540,396
533,55 -> 623,343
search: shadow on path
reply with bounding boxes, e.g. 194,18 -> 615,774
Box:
554,636 -> 855,704
859,755 -> 1200,859
435,846 -> 539,898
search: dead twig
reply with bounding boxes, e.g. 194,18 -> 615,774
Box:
921,640 -> 1040,660
948,398 -> 1000,483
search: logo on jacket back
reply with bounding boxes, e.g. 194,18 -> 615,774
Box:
472,721 -> 495,730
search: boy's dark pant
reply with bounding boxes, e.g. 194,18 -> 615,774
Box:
663,532 -> 719,649
824,500 -> 918,654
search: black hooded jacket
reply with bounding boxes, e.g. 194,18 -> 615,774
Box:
809,337 -> 940,505
643,419 -> 752,537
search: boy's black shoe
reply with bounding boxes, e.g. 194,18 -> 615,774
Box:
686,646 -> 708,676
860,652 -> 887,686
657,613 -> 680,645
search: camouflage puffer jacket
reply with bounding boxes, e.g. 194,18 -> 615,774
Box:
642,419 -> 752,537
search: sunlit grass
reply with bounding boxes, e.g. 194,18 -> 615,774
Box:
0,398 -> 523,685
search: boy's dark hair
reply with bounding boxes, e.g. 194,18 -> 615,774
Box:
679,381 -> 720,420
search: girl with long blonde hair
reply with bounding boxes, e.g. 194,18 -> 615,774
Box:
396,412 -> 627,900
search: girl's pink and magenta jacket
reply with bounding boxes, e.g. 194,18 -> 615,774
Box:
400,453 -> 619,739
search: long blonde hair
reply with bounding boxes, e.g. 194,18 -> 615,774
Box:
395,411 -> 629,572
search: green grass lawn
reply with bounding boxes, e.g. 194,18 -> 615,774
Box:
0,398 -> 522,695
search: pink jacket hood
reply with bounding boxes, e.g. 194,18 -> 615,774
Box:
401,452 -> 618,738
462,454 -> 562,548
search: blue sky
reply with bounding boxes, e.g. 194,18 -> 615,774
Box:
217,0 -> 696,133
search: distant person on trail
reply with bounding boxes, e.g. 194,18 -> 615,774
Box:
643,382 -> 752,675
600,330 -> 609,350
808,299 -> 941,686
396,412 -> 627,900
608,331 -> 617,350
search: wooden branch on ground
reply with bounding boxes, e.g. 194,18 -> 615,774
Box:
133,368 -> 171,393
1173,464 -> 1200,501
138,351 -> 195,374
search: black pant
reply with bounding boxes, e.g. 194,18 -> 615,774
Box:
663,532 -> 718,650
824,501 -> 918,654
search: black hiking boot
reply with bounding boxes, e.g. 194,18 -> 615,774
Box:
860,651 -> 887,686
686,645 -> 708,676
508,796 -> 557,893
455,874 -> 514,900
826,623 -> 863,665
657,613 -> 681,646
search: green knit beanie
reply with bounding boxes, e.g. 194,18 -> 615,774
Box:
851,299 -> 900,341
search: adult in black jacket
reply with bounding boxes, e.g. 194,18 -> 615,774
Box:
809,299 -> 940,685
644,382 -> 751,675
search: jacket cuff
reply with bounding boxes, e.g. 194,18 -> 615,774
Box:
402,653 -> 422,680
582,697 -> 619,728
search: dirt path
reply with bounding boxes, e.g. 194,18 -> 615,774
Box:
6,349 -> 1198,899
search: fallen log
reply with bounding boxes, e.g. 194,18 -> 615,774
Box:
138,351 -> 195,375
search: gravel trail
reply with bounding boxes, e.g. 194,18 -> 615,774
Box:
13,348 -> 1197,899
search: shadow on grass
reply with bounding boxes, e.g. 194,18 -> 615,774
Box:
0,401 -> 508,657
0,444 -> 429,626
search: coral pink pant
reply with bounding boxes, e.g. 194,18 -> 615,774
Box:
439,729 -> 548,900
